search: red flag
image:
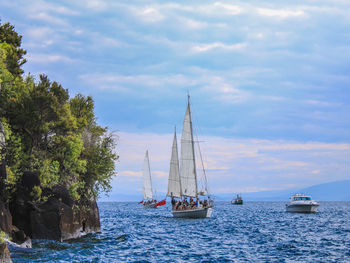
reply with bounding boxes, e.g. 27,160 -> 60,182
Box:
155,199 -> 166,207
139,200 -> 144,204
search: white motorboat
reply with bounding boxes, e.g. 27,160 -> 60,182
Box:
286,193 -> 319,213
167,95 -> 214,218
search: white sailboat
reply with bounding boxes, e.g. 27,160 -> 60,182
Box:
167,95 -> 213,218
142,150 -> 157,208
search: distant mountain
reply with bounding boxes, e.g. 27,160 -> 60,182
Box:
213,180 -> 350,201
99,180 -> 350,202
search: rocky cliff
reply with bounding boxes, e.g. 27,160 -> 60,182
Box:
0,123 -> 12,263
1,121 -> 101,251
10,172 -> 100,242
0,243 -> 12,263
0,123 -> 12,234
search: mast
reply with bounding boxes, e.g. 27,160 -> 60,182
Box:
167,126 -> 182,198
180,94 -> 198,198
142,150 -> 153,200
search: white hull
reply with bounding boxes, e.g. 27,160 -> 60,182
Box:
286,204 -> 319,213
143,203 -> 157,209
172,207 -> 213,218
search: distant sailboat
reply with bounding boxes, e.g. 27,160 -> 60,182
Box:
167,95 -> 213,218
141,150 -> 157,208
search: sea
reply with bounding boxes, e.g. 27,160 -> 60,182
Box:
9,201 -> 350,262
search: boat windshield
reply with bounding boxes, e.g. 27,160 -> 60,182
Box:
293,197 -> 311,201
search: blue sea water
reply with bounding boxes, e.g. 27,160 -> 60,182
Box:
10,201 -> 350,262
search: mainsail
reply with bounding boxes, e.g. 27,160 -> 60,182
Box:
142,150 -> 153,200
167,128 -> 182,198
180,96 -> 198,198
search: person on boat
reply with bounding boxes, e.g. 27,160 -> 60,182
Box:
175,201 -> 182,210
203,199 -> 208,207
195,198 -> 199,207
189,197 -> 194,208
185,199 -> 189,206
171,197 -> 176,208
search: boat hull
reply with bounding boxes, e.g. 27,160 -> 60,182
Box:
172,207 -> 213,218
231,200 -> 243,205
143,203 -> 157,209
286,204 -> 319,213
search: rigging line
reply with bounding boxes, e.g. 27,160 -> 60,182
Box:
189,96 -> 210,196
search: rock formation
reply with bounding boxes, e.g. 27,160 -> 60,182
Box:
0,123 -> 12,262
0,243 -> 12,263
10,172 -> 100,242
1,122 -> 100,244
0,123 -> 12,234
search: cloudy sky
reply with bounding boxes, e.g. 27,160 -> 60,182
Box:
1,0 -> 350,199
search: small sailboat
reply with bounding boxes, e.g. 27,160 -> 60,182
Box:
141,150 -> 157,208
167,95 -> 213,218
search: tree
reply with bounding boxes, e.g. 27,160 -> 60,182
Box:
0,21 -> 117,204
0,22 -> 27,76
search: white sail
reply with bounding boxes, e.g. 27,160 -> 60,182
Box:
180,97 -> 198,198
167,129 -> 182,198
142,150 -> 153,200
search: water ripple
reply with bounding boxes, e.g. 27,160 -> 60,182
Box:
9,201 -> 350,262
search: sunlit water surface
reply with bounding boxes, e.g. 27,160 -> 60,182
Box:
10,201 -> 350,262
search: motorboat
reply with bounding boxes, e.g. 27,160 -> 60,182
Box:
231,194 -> 243,205
286,193 -> 319,213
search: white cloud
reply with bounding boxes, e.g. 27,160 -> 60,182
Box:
178,17 -> 207,30
85,0 -> 108,11
257,8 -> 305,19
27,12 -> 69,26
26,53 -> 77,64
133,6 -> 165,23
213,2 -> 241,14
192,42 -> 246,53
113,131 -> 350,195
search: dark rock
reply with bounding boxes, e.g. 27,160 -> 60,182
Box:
9,172 -> 38,237
11,228 -> 26,244
52,185 -> 73,207
10,171 -> 100,241
0,202 -> 12,235
21,171 -> 40,190
0,243 -> 12,263
30,197 -> 100,241
0,135 -> 12,235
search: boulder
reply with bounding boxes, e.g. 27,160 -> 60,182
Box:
9,171 -> 40,237
0,243 -> 12,263
0,202 -> 11,234
10,171 -> 101,241
30,196 -> 100,241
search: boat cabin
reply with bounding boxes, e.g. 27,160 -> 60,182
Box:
293,196 -> 311,201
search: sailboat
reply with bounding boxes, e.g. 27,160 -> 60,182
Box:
167,95 -> 213,218
141,150 -> 158,208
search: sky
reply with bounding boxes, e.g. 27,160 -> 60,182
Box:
1,0 -> 350,200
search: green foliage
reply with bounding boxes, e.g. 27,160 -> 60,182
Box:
30,185 -> 42,201
0,21 -> 117,205
39,159 -> 60,187
0,22 -> 27,76
0,230 -> 5,244
0,119 -> 23,187
70,94 -> 95,130
82,132 -> 118,199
